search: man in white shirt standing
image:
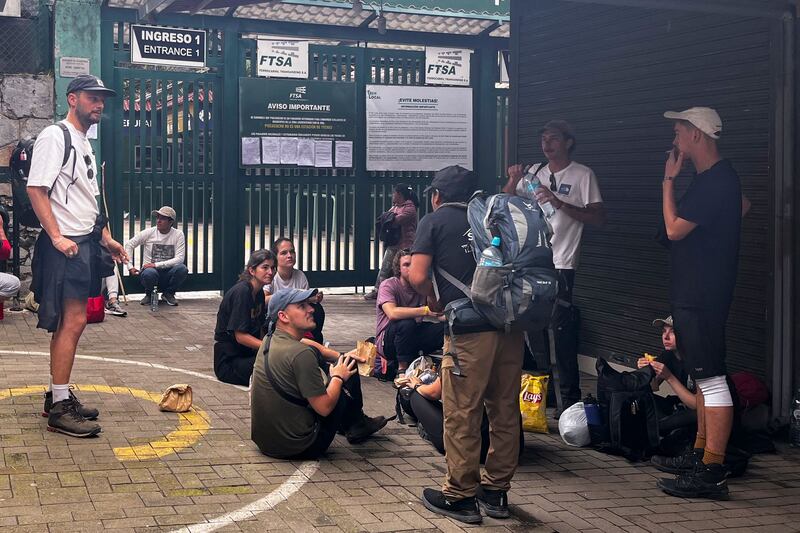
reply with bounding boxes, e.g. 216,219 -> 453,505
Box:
125,205 -> 187,306
503,120 -> 606,414
27,74 -> 128,438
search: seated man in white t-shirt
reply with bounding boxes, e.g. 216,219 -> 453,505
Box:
503,120 -> 606,414
125,206 -> 188,307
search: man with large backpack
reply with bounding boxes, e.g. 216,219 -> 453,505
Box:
26,74 -> 127,438
409,166 -> 527,524
503,120 -> 606,414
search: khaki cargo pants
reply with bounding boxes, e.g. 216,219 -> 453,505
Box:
440,329 -> 524,499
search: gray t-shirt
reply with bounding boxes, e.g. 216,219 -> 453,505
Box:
251,330 -> 327,458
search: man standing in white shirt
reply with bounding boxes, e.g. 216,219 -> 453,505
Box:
125,205 -> 188,306
27,74 -> 127,438
503,120 -> 606,413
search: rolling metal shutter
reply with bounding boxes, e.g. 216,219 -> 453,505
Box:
511,0 -> 774,377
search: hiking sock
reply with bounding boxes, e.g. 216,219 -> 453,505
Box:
702,449 -> 725,465
52,383 -> 70,403
694,435 -> 706,450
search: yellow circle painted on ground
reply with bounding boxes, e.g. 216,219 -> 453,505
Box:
0,384 -> 210,462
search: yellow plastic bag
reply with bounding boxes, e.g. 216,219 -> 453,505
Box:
520,374 -> 549,434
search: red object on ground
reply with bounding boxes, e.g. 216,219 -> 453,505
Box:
731,371 -> 770,408
86,296 -> 105,324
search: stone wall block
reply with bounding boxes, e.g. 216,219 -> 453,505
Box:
20,118 -> 53,139
0,115 -> 19,147
0,76 -> 54,119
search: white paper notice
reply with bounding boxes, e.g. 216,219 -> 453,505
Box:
280,137 -> 299,164
241,137 -> 261,165
297,139 -> 315,166
314,140 -> 333,167
335,140 -> 353,168
261,137 -> 280,164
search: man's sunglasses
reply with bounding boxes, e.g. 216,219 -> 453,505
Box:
548,173 -> 557,192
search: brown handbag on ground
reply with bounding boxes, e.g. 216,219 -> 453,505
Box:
158,384 -> 193,412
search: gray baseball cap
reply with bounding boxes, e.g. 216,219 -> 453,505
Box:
267,288 -> 318,332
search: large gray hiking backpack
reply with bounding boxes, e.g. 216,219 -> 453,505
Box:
437,192 -> 558,333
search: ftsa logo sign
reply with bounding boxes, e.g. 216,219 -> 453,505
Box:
260,54 -> 294,67
289,86 -> 306,100
427,63 -> 457,76
367,89 -> 380,100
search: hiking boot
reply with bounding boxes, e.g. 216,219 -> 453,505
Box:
43,389 -> 99,420
105,300 -> 127,317
161,293 -> 178,306
422,488 -> 482,524
651,448 -> 704,475
363,290 -> 378,301
47,399 -> 102,438
657,463 -> 730,500
477,486 -> 510,518
345,414 -> 390,444
140,293 -> 151,306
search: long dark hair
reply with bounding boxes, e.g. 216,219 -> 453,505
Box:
239,249 -> 276,282
394,184 -> 419,208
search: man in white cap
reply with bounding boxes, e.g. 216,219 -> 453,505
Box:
27,74 -> 128,437
124,205 -> 188,306
656,107 -> 746,500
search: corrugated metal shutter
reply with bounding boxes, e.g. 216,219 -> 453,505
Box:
512,0 -> 773,377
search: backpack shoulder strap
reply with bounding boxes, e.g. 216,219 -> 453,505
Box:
263,339 -> 310,408
435,266 -> 472,299
531,161 -> 548,177
57,123 -> 74,168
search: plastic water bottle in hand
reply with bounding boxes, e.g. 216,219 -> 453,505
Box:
791,387 -> 800,447
478,236 -> 503,268
522,171 -> 556,218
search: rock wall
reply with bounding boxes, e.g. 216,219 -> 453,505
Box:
0,74 -> 54,292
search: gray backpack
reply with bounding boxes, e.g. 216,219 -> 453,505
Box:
436,192 -> 558,333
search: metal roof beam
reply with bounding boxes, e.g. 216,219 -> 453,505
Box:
358,11 -> 379,27
478,20 -> 500,36
562,0 -> 793,19
0,0 -> 7,11
138,0 -> 179,19
191,0 -> 216,15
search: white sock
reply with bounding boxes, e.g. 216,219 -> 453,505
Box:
52,383 -> 70,403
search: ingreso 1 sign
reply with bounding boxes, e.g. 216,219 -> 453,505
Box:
131,24 -> 206,68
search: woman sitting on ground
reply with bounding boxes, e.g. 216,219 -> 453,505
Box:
265,238 -> 325,344
213,249 -> 275,386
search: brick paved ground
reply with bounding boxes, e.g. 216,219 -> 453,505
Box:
0,293 -> 798,533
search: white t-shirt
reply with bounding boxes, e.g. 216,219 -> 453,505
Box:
516,161 -> 603,270
27,121 -> 100,237
124,226 -> 186,269
265,269 -> 309,294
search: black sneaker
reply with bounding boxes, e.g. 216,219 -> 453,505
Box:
657,463 -> 730,500
345,414 -> 390,444
161,293 -> 178,306
140,294 -> 152,306
47,399 -> 102,438
477,486 -> 510,518
363,290 -> 378,301
43,389 -> 99,420
651,448 -> 704,475
422,488 -> 482,524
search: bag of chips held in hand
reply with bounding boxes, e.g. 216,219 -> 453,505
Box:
520,374 -> 549,433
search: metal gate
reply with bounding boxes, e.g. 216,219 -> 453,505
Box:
102,8 -> 508,292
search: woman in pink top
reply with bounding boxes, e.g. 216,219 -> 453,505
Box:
365,184 -> 419,300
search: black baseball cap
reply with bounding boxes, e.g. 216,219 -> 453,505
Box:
423,165 -> 477,198
66,75 -> 117,97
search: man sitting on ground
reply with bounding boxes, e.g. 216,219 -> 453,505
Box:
251,288 -> 390,459
375,249 -> 444,377
125,205 -> 188,306
0,215 -> 21,310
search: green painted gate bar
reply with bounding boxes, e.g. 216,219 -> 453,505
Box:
101,6 -> 508,293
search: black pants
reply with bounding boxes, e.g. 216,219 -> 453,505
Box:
543,269 -> 581,406
213,341 -> 257,386
409,391 -> 524,463
310,302 -> 325,344
383,319 -> 444,365
291,371 -> 365,459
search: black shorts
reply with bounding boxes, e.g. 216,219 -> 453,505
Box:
672,307 -> 728,380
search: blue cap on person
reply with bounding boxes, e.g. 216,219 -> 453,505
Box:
266,288 -> 318,333
66,74 -> 117,97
